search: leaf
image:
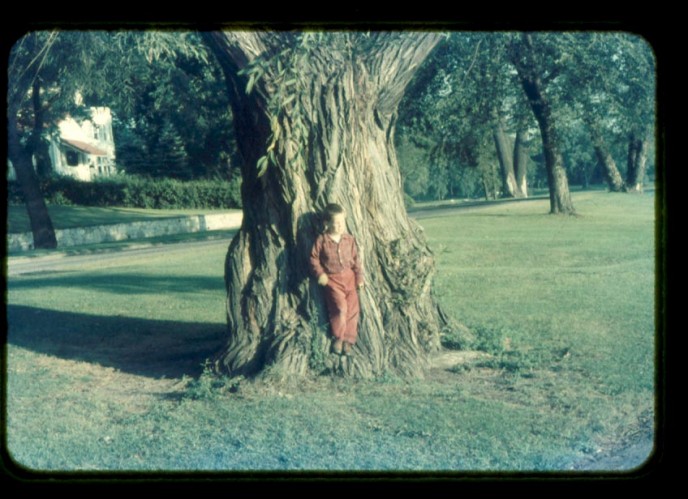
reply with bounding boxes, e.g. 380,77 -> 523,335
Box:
272,124 -> 281,141
256,155 -> 268,176
282,94 -> 296,107
246,73 -> 257,94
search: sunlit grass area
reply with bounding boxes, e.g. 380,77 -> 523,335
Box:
6,190 -> 656,472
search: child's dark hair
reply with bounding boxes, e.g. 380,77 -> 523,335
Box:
322,203 -> 345,224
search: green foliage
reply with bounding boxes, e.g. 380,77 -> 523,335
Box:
237,33 -> 320,177
398,32 -> 540,201
307,316 -> 330,374
398,32 -> 656,200
461,325 -> 542,375
8,175 -> 242,210
9,31 -> 238,183
107,36 -> 239,180
183,364 -> 243,401
472,325 -> 511,355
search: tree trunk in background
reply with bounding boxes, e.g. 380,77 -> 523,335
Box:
203,32 -> 452,379
513,128 -> 529,197
492,121 -> 523,198
510,34 -> 575,214
31,78 -> 52,178
586,118 -> 625,192
593,142 -> 625,192
626,131 -> 650,192
8,104 -> 57,249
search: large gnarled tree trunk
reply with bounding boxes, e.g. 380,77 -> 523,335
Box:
509,34 -> 575,215
203,32 -> 452,379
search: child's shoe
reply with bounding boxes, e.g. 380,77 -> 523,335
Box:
331,339 -> 343,355
343,342 -> 353,356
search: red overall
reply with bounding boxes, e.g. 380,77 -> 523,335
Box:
323,268 -> 360,343
310,233 -> 364,344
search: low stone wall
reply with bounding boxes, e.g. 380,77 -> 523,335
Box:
7,212 -> 243,252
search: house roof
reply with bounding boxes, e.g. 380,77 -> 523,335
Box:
61,138 -> 107,156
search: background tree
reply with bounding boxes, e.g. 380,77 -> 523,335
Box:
8,31 -> 71,249
201,31 -> 457,379
560,33 -> 631,192
99,45 -> 238,180
513,128 -> 533,197
398,32 -> 535,202
508,32 -> 576,214
615,34 -> 655,192
510,32 -> 657,197
8,31 -> 211,245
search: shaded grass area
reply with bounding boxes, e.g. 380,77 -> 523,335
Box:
7,204 -> 238,234
7,304 -> 225,379
5,190 -> 656,472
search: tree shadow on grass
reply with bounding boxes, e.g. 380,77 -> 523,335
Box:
7,304 -> 226,379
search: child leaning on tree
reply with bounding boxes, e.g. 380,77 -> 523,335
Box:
309,203 -> 364,356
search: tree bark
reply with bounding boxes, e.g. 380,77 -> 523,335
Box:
626,131 -> 650,192
586,118 -> 625,192
492,122 -> 517,197
509,34 -> 575,214
492,121 -> 522,198
482,175 -> 495,201
8,104 -> 58,249
513,128 -> 529,197
31,78 -> 52,178
203,32 -> 451,379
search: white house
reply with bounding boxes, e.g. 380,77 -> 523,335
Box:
47,107 -> 117,181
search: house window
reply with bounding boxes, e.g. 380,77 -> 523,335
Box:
65,150 -> 79,166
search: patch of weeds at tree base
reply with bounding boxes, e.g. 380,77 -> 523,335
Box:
307,319 -> 332,374
182,362 -> 244,401
459,325 -> 575,377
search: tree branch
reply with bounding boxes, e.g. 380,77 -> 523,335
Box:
369,32 -> 444,115
201,31 -> 273,72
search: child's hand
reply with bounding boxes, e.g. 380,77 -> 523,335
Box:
318,274 -> 329,286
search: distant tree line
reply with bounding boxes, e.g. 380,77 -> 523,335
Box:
397,32 -> 655,209
8,31 -> 655,247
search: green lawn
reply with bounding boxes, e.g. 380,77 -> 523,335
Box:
7,205 -> 238,234
5,190 -> 657,472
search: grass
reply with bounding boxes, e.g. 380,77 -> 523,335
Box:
5,190 -> 656,473
8,229 -> 237,259
7,205 -> 239,234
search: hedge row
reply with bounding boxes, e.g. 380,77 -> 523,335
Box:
8,175 -> 242,210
